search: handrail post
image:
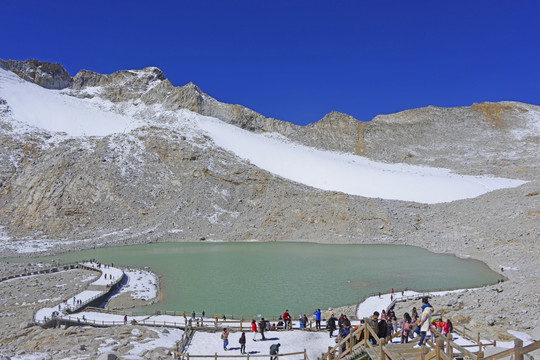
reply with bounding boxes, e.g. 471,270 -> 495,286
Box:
446,333 -> 452,357
379,338 -> 385,360
514,339 -> 523,360
215,353 -> 217,360
477,350 -> 484,360
436,338 -> 444,360
478,332 -> 482,353
304,349 -> 307,360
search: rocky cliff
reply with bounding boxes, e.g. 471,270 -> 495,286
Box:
0,60 -> 538,266
0,59 -> 539,342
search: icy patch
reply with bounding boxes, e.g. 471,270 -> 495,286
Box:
196,115 -> 527,204
0,68 -> 145,137
115,269 -> 158,301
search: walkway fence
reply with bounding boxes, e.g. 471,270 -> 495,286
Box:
0,261 -> 87,283
86,307 -> 321,332
385,293 -> 432,313
317,321 -> 540,360
98,308 -> 296,323
173,349 -> 308,360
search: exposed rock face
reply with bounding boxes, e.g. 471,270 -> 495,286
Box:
0,60 -> 539,351
0,59 -> 72,89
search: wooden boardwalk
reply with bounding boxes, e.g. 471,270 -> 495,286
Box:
318,321 -> 540,360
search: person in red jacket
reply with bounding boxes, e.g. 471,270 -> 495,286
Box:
283,310 -> 291,330
251,320 -> 258,341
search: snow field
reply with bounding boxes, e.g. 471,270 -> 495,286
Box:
0,67 -> 527,205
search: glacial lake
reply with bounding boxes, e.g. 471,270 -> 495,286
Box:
16,242 -> 502,318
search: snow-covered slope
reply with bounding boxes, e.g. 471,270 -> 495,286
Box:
0,67 -> 526,204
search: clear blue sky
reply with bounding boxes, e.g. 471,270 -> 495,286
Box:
2,0 -> 539,125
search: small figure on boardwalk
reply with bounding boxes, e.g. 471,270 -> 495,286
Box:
327,314 -> 337,338
239,332 -> 246,354
368,311 -> 379,345
259,318 -> 267,340
400,312 -> 412,343
314,308 -> 321,329
269,343 -> 280,360
379,291 -> 381,298
413,297 -> 434,348
302,314 -> 308,328
221,328 -> 229,351
124,315 -> 128,325
283,310 -> 291,330
251,320 -> 258,341
411,306 -> 418,322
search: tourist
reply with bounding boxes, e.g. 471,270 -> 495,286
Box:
378,315 -> 388,340
338,324 -> 351,352
343,315 -> 351,329
314,309 -> 321,330
298,313 -> 303,328
251,320 -> 258,341
124,315 -> 127,325
368,311 -> 379,344
400,312 -> 412,343
283,310 -> 291,330
414,297 -> 434,348
411,307 -> 419,322
239,332 -> 246,354
327,314 -> 337,338
221,328 -> 229,351
338,314 -> 345,333
302,314 -> 308,329
441,318 -> 449,336
269,343 -> 280,360
259,318 -> 266,340
381,309 -> 387,320
386,317 -> 394,342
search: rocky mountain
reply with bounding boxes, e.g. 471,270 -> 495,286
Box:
0,59 -> 538,262
0,59 -> 539,341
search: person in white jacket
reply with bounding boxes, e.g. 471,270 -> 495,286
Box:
414,297 -> 434,348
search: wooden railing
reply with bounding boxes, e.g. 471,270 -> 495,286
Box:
173,349 -> 308,360
319,322 -> 540,360
98,308 -> 297,322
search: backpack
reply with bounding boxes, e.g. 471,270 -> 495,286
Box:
378,320 -> 387,337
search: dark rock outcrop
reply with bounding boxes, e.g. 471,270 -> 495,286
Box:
0,59 -> 72,89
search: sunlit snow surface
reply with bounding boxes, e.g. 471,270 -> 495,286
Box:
0,68 -> 526,204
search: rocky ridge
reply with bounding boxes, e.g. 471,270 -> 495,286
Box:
0,60 -> 539,348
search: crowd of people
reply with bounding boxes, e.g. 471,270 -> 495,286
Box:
214,297 -> 454,356
363,296 -> 453,348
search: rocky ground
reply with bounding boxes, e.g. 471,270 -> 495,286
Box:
0,61 -> 538,358
0,263 -> 176,359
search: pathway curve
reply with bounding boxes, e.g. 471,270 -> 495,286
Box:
34,261 -> 124,324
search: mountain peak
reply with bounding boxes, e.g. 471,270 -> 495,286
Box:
0,58 -> 72,89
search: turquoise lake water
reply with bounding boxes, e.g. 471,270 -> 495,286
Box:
16,242 -> 502,318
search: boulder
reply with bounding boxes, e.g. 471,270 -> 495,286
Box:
96,353 -> 119,360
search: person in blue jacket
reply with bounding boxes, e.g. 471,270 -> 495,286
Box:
314,309 -> 322,330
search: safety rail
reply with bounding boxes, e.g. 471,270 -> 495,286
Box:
0,261 -> 93,283
319,321 -> 540,360
97,308 -> 296,322
173,349 -> 308,360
